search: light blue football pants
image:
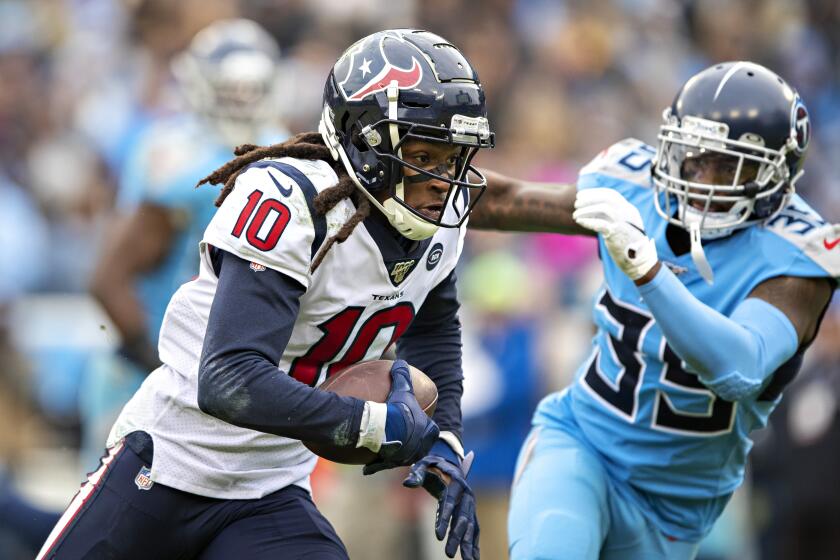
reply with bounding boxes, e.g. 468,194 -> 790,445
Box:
508,426 -> 700,560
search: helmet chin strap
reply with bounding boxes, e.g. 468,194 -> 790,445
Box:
689,223 -> 715,285
680,202 -> 744,285
318,86 -> 439,241
382,82 -> 439,240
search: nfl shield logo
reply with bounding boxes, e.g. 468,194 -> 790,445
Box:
250,262 -> 267,272
135,466 -> 154,491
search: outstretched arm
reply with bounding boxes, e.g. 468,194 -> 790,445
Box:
637,265 -> 833,401
573,187 -> 835,401
468,169 -> 593,235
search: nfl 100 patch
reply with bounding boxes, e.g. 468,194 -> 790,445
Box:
387,258 -> 420,286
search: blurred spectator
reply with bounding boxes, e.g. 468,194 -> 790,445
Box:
0,177 -> 49,304
0,176 -> 55,560
75,0 -> 238,173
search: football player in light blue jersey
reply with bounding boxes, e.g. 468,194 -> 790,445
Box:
494,62 -> 838,559
84,19 -> 288,467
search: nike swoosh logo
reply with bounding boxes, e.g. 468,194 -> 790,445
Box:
268,170 -> 294,197
824,237 -> 840,250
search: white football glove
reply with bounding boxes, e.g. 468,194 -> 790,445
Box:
573,188 -> 659,281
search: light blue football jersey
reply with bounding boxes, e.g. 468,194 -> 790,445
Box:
118,114 -> 287,341
535,138 -> 838,541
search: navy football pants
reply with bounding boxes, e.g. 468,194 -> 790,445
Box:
37,432 -> 349,559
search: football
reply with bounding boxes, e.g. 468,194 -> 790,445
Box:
303,360 -> 438,464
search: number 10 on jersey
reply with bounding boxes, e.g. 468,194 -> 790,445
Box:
232,189 -> 291,251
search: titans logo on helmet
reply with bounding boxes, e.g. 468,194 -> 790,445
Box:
335,31 -> 427,102
791,96 -> 810,155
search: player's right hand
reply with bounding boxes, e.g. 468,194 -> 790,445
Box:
573,187 -> 659,281
363,360 -> 439,475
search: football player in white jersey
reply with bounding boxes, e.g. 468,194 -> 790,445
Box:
37,29 -> 589,560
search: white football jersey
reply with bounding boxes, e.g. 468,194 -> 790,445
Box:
107,157 -> 466,499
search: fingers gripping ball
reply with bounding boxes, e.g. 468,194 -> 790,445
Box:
303,360 -> 438,464
362,360 -> 440,475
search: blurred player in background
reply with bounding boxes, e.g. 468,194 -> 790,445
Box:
497,62 -> 838,559
83,17 -> 288,469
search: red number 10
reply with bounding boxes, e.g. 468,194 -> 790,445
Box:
232,189 -> 291,251
290,303 -> 416,386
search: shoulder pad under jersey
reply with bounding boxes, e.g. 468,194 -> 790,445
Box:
765,195 -> 840,279
578,138 -> 657,190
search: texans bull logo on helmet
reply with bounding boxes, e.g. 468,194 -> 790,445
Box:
336,31 -> 426,102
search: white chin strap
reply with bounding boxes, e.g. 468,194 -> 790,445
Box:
381,82 -> 439,240
689,223 -> 714,285
680,205 -> 715,284
317,84 -> 440,241
681,203 -> 749,285
381,197 -> 440,240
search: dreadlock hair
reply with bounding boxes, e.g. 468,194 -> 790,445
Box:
197,132 -> 371,273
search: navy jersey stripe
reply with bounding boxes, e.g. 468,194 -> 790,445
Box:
245,161 -> 328,260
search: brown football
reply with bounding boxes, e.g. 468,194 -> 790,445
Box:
303,360 -> 438,464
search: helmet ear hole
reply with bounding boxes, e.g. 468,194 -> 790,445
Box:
340,112 -> 351,136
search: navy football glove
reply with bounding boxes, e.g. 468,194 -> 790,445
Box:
404,447 -> 479,560
363,360 -> 439,475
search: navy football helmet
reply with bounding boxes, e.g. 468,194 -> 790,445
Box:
652,61 -> 810,240
319,29 -> 494,240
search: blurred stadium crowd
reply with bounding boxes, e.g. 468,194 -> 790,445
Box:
1,0 -> 839,558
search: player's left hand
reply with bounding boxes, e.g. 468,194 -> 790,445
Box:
573,187 -> 659,281
403,449 -> 479,560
